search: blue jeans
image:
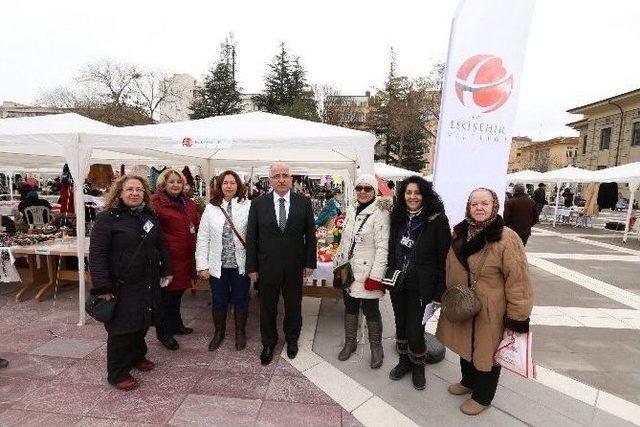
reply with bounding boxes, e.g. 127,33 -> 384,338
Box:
209,268 -> 250,313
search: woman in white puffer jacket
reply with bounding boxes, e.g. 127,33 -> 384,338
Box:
333,174 -> 391,369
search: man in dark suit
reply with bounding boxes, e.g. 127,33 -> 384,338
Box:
246,163 -> 317,365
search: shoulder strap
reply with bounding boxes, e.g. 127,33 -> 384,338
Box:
218,205 -> 246,248
347,214 -> 371,260
468,245 -> 491,289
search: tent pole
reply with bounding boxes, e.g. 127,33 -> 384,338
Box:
8,172 -> 13,200
553,182 -> 560,227
623,181 -> 639,243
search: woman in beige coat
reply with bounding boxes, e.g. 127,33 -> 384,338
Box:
436,187 -> 533,416
334,174 -> 390,369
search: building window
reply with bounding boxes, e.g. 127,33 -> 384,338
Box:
632,122 -> 640,146
600,127 -> 611,150
582,135 -> 587,154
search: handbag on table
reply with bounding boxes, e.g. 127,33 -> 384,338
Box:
440,246 -> 490,322
333,214 -> 371,289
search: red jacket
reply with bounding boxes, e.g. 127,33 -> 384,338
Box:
151,191 -> 200,290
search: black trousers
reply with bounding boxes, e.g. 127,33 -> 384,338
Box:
460,357 -> 501,406
343,291 -> 381,322
156,288 -> 186,339
107,328 -> 149,385
260,279 -> 302,347
390,289 -> 427,359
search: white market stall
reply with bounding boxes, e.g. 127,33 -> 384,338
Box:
0,113 -> 174,325
0,112 -> 377,322
538,166 -> 598,227
592,161 -> 640,242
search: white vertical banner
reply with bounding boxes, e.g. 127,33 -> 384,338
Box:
433,0 -> 535,225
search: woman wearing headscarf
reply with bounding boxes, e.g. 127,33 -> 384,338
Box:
436,188 -> 534,415
333,174 -> 390,369
387,176 -> 451,390
315,189 -> 339,228
151,168 -> 200,350
89,175 -> 173,391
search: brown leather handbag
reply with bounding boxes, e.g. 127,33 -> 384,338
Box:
441,246 -> 490,322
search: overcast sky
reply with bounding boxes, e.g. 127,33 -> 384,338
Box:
1,0 -> 638,139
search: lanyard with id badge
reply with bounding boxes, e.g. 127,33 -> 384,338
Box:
401,217 -> 422,272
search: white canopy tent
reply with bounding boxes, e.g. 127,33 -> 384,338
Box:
538,166 -> 599,227
374,163 -> 419,180
506,169 -> 544,183
0,112 -> 376,324
116,112 -> 376,180
0,113 -> 175,325
592,162 -> 640,242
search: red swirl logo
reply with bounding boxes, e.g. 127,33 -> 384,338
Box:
455,55 -> 513,113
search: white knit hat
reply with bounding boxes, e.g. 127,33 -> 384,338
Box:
354,174 -> 378,194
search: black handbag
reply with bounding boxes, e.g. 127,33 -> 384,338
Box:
333,214 -> 371,289
85,233 -> 148,323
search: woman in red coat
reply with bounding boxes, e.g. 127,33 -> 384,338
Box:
151,168 -> 200,350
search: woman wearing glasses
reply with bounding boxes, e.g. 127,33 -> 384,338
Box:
333,174 -> 390,369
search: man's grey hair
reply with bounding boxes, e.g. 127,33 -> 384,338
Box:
269,163 -> 291,177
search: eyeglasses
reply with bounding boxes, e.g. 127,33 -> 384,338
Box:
355,186 -> 374,193
271,174 -> 291,180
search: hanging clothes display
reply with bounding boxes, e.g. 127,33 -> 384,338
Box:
86,164 -> 114,189
182,166 -> 195,188
597,182 -> 618,211
130,164 -> 150,178
150,166 -> 167,191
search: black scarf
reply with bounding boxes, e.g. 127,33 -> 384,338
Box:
451,215 -> 504,271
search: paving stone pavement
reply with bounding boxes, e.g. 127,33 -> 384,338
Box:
1,222 -> 638,426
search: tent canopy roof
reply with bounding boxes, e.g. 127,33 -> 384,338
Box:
507,169 -> 544,183
538,165 -> 598,183
592,162 -> 640,184
374,163 -> 419,180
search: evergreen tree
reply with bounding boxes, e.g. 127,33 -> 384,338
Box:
190,34 -> 242,118
254,42 -> 319,121
366,48 -> 428,171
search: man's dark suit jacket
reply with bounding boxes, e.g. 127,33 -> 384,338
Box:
246,191 -> 317,285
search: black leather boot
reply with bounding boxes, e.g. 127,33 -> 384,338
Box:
389,354 -> 412,380
234,310 -> 248,351
208,310 -> 226,351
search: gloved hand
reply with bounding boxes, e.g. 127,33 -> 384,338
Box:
364,278 -> 385,292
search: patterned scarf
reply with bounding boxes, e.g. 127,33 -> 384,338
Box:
465,188 -> 500,241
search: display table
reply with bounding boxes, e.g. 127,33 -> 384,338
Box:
304,261 -> 342,299
9,237 -> 90,302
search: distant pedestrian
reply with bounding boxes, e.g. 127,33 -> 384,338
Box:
503,184 -> 538,245
532,183 -> 547,216
562,187 -> 574,208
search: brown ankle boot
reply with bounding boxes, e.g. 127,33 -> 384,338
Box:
208,310 -> 226,351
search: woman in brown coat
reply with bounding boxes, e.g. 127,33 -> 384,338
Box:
436,187 -> 533,416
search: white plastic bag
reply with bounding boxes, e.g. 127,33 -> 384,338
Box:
494,330 -> 535,379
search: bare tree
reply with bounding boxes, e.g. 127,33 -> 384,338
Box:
77,59 -> 142,106
132,70 -> 183,121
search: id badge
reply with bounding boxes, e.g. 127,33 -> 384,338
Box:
143,220 -> 154,233
400,235 -> 414,248
354,233 -> 364,244
189,223 -> 196,234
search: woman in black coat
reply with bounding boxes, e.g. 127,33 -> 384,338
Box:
89,174 -> 172,391
387,175 -> 451,390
